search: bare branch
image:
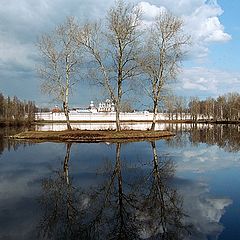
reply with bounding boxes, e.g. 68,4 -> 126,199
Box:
139,10 -> 190,130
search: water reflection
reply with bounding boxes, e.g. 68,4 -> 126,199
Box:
38,143 -> 139,239
0,127 -> 32,156
35,122 -> 167,131
138,141 -> 189,239
88,143 -> 140,239
38,142 -> 86,239
38,142 -> 189,239
165,124 -> 240,152
0,126 -> 237,239
36,123 -> 240,152
189,124 -> 240,152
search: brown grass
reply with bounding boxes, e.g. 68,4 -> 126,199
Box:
11,130 -> 175,143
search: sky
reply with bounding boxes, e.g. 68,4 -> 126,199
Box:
0,0 -> 239,107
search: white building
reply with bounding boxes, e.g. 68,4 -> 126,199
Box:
97,99 -> 115,112
35,99 -> 193,121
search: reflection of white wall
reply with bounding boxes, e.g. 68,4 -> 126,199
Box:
35,122 -> 215,131
35,122 -> 167,131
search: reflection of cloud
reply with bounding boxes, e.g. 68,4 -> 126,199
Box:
205,198 -> 232,222
173,144 -> 240,173
0,140 -> 235,239
0,197 -> 39,240
176,178 -> 232,240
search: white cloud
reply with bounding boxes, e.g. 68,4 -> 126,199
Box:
176,67 -> 240,97
138,0 -> 231,58
0,37 -> 35,70
182,3 -> 231,56
0,0 -> 234,103
138,1 -> 166,20
149,0 -> 204,16
204,17 -> 231,42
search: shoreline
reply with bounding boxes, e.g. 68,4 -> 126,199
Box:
10,130 -> 175,143
1,119 -> 239,131
0,119 -> 239,127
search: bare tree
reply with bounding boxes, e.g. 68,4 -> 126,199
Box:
78,0 -> 142,131
120,100 -> 134,112
174,96 -> 187,120
189,97 -> 200,122
139,11 -> 189,130
37,17 -> 83,130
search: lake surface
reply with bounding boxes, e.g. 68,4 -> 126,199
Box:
0,124 -> 240,239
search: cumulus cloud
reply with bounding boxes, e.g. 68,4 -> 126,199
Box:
138,0 -> 231,58
176,67 -> 240,98
0,0 -> 234,103
0,0 -> 112,103
138,2 -> 166,21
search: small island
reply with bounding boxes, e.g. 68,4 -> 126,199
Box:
11,130 -> 174,143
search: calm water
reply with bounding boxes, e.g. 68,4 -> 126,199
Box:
0,124 -> 240,239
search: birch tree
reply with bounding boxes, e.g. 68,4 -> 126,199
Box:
37,17 -> 82,130
78,0 -> 142,131
140,11 -> 189,130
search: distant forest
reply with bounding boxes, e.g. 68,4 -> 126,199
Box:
0,91 -> 239,126
0,92 -> 37,126
164,92 -> 240,122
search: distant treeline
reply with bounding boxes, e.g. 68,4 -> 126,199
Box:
0,92 -> 37,126
164,92 -> 240,122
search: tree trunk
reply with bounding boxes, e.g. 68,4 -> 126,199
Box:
115,103 -> 121,131
151,101 -> 158,131
63,101 -> 72,130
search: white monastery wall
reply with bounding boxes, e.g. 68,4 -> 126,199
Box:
35,112 -> 192,121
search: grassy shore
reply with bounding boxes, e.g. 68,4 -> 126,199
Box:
11,130 -> 175,143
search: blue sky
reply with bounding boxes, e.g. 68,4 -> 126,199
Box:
0,0 -> 239,107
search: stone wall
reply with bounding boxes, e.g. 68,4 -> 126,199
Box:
35,111 -> 192,121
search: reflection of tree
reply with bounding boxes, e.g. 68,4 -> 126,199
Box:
38,142 -> 188,239
189,124 -> 240,152
0,127 -> 33,156
137,141 -> 188,239
38,143 -> 140,240
165,124 -> 240,152
38,143 -> 89,239
86,143 -> 139,239
63,143 -> 71,185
